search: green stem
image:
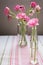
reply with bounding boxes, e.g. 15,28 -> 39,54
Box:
34,26 -> 37,61
10,10 -> 16,17
20,20 -> 27,45
34,41 -> 36,61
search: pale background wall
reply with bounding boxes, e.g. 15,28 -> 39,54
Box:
0,0 -> 43,35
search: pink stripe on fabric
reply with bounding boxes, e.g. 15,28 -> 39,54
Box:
9,36 -> 43,65
21,46 -> 30,65
10,36 -> 19,65
15,45 -> 19,65
37,51 -> 43,65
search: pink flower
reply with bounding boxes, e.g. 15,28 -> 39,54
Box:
35,5 -> 41,12
30,2 -> 37,8
7,14 -> 12,21
14,5 -> 25,12
19,5 -> 25,12
24,16 -> 30,22
14,5 -> 20,11
16,12 -> 26,19
16,12 -> 30,22
27,18 -> 39,27
4,7 -> 10,16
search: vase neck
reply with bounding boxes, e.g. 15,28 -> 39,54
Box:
32,26 -> 37,30
31,26 -> 37,39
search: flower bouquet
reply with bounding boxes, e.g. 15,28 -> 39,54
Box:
27,2 -> 41,64
4,1 -> 41,64
4,5 -> 30,47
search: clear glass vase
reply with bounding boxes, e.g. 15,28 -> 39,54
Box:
17,21 -> 27,47
30,26 -> 38,65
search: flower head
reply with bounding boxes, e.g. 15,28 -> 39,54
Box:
4,7 -> 10,16
35,5 -> 41,12
30,2 -> 37,8
16,12 -> 30,22
7,14 -> 12,21
14,5 -> 20,11
14,5 -> 25,12
24,16 -> 30,22
27,18 -> 39,27
16,12 -> 26,19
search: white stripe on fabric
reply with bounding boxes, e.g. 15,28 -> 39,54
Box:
1,36 -> 13,65
0,36 -> 8,60
19,47 -> 22,65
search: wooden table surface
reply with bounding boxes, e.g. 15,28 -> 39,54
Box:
0,35 -> 43,65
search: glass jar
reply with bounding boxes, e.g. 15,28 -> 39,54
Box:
30,26 -> 38,64
17,21 -> 27,47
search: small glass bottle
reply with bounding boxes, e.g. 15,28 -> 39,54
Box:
30,26 -> 38,64
17,21 -> 27,47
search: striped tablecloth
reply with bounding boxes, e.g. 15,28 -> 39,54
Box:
0,35 -> 43,65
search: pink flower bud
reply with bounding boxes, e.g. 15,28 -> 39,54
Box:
14,5 -> 20,11
30,2 -> 37,8
14,5 -> 25,12
4,7 -> 10,16
19,5 -> 25,12
8,15 -> 12,21
35,5 -> 41,12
